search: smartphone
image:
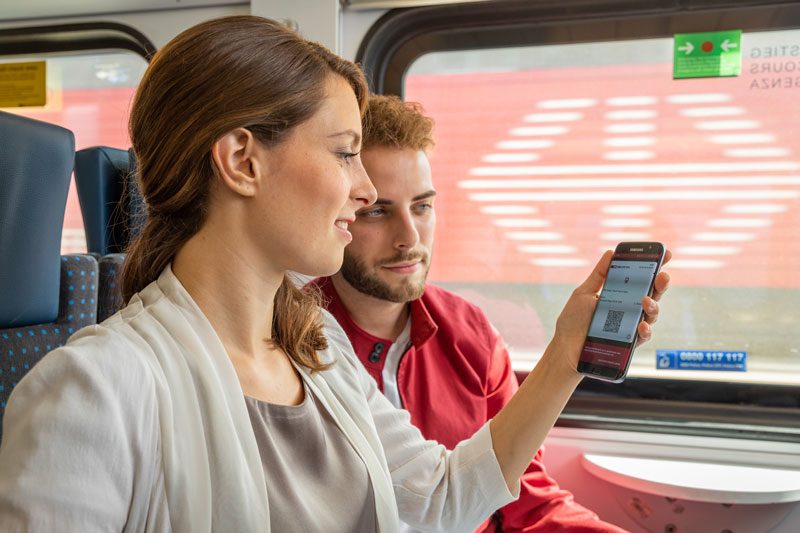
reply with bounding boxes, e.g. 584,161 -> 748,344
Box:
577,242 -> 665,382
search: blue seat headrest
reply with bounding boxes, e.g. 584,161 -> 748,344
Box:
75,146 -> 143,255
0,111 -> 75,328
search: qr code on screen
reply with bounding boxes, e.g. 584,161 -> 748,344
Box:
603,310 -> 624,334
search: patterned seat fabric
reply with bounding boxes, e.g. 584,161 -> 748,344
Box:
0,255 -> 98,425
98,254 -> 125,322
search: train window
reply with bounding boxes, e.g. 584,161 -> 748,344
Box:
359,2 -> 800,435
404,31 -> 800,385
0,51 -> 147,254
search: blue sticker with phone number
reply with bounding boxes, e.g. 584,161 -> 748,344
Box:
656,350 -> 747,371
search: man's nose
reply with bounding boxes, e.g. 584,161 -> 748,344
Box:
395,214 -> 420,250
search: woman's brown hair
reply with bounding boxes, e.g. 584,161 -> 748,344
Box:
122,16 -> 368,370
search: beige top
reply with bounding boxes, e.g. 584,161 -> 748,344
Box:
0,265 -> 518,533
245,385 -> 377,532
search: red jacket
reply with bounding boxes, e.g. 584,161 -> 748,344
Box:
314,277 -> 627,532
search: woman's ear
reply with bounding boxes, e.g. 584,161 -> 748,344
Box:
211,128 -> 263,197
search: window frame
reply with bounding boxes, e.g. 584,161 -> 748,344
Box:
0,22 -> 155,60
0,23 -> 153,256
356,0 -> 800,441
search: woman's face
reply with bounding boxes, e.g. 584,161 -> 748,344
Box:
252,75 -> 376,277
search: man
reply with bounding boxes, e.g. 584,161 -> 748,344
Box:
313,94 -> 626,532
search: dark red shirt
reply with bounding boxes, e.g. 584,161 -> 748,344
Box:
314,276 -> 627,532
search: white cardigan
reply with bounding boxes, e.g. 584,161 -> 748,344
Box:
0,265 -> 517,532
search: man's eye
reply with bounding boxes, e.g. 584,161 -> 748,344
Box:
359,208 -> 385,218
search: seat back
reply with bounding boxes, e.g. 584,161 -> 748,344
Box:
0,112 -> 99,435
1,256 -> 99,412
0,111 -> 75,326
74,147 -> 146,321
74,146 -> 144,256
98,253 -> 125,322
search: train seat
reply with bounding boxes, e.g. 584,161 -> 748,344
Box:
74,146 -> 143,256
74,147 -> 144,321
0,111 -> 99,434
97,253 -> 125,323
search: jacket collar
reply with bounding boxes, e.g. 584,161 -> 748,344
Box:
408,292 -> 438,348
313,276 -> 438,347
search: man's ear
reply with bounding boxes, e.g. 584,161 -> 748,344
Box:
211,127 -> 264,197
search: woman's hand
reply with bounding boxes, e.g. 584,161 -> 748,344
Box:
548,249 -> 672,376
491,249 -> 671,490
636,250 -> 671,346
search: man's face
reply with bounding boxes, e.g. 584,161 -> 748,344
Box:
340,146 -> 436,303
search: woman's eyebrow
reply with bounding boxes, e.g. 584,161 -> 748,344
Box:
328,129 -> 361,145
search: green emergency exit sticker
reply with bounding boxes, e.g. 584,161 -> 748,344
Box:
673,30 -> 742,79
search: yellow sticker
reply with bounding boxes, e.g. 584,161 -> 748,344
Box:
0,61 -> 47,108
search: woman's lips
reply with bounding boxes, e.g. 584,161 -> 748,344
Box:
334,219 -> 353,242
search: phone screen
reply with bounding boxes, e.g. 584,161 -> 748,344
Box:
579,244 -> 663,381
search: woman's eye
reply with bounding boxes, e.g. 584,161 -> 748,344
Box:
337,151 -> 360,163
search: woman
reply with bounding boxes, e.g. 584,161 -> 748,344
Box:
0,16 -> 668,533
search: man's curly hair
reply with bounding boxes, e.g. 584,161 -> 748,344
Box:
361,94 -> 434,152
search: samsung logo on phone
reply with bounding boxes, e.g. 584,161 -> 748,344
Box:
630,248 -> 644,251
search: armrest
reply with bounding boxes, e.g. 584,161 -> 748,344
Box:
581,452 -> 800,504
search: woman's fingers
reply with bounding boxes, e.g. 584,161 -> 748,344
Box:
650,250 -> 671,301
642,297 -> 659,324
638,250 -> 671,342
651,271 -> 671,302
637,320 -> 652,343
644,251 -> 670,323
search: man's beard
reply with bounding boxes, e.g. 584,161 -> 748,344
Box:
340,250 -> 430,303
